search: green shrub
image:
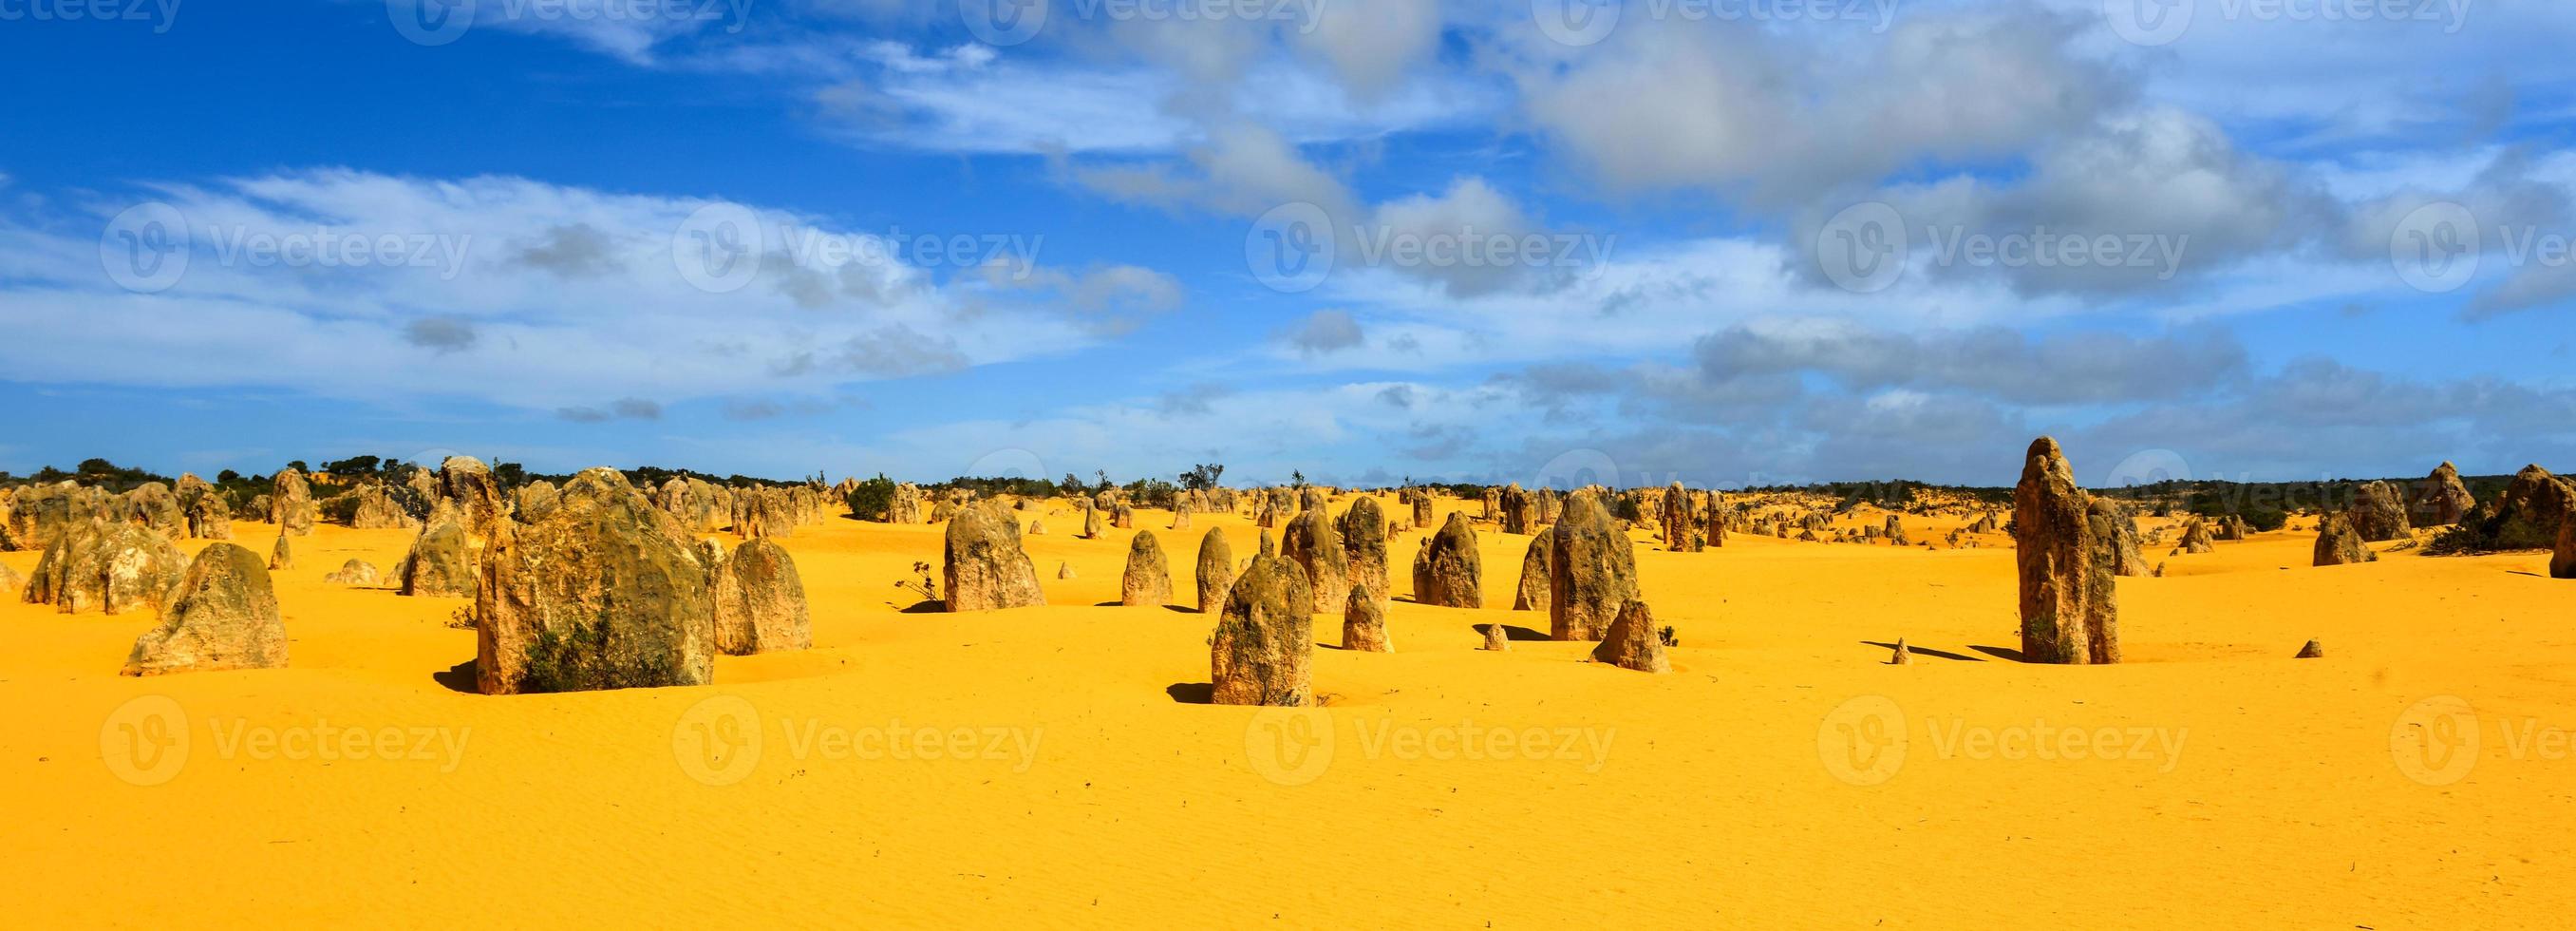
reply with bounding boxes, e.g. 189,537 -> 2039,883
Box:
843,473 -> 896,521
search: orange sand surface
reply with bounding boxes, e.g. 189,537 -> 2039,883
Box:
6,495 -> 2571,927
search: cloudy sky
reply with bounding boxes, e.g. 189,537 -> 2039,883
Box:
0,0 -> 2569,487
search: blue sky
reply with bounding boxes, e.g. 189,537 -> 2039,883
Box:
1,0 -> 2571,488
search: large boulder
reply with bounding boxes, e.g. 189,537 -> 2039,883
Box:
1339,496 -> 1390,614
1342,583 -> 1391,653
887,483 -> 926,524
1702,493 -> 1728,548
711,538 -> 813,656
1661,483 -> 1699,552
2314,512 -> 2377,567
1549,492 -> 1637,641
2092,501 -> 2148,578
2554,513 -> 2574,580
1195,526 -> 1234,614
24,519 -> 186,615
268,531 -> 293,570
270,467 -> 316,536
1081,502 -> 1104,540
123,483 -> 186,540
2477,466 -> 2576,551
734,486 -> 795,540
122,542 -> 287,676
2176,519 -> 2216,555
398,512 -> 475,598
1121,530 -> 1173,607
6,482 -> 111,551
514,480 -> 560,523
348,484 -> 420,530
1282,508 -> 1350,615
1498,484 -> 1536,534
323,559 -> 381,586
1591,598 -> 1670,674
1209,554 -> 1313,707
1410,490 -> 1435,531
181,484 -> 233,541
439,456 -> 507,543
2013,437 -> 2114,665
2346,480 -> 2411,542
1512,527 -> 1552,611
2409,462 -> 2477,526
474,467 -> 714,694
944,501 -> 1045,612
1411,510 -> 1482,609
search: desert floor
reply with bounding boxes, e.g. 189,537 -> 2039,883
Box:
5,495 -> 2570,928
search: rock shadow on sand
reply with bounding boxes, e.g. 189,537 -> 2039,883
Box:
1862,640 -> 1984,662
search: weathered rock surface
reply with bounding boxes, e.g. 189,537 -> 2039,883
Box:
2346,480 -> 2411,542
1512,527 -> 1552,611
271,467 -> 316,536
1121,530 -> 1173,607
122,542 -> 287,676
398,513 -> 476,598
323,559 -> 381,586
25,519 -> 187,615
1282,508 -> 1350,615
1550,492 -> 1636,641
711,538 -> 813,656
1209,554 -> 1313,707
2014,437 -> 2115,665
2410,462 -> 2477,526
1196,526 -> 1234,614
1339,496 -> 1390,614
944,502 -> 1045,612
439,456 -> 506,543
1412,511 -> 1482,609
1591,598 -> 1670,673
474,467 -> 714,694
1342,583 -> 1392,653
2314,512 -> 2378,567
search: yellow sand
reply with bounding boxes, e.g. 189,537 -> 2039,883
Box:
5,496 -> 2570,928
